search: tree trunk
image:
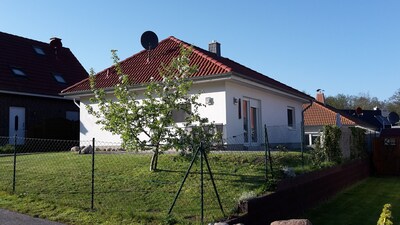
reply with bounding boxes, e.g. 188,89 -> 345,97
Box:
150,147 -> 159,172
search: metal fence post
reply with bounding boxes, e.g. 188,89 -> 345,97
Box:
264,125 -> 273,177
12,134 -> 17,193
91,137 -> 95,210
200,143 -> 204,225
264,125 -> 268,181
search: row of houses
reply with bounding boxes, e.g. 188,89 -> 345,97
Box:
1,31 -> 398,150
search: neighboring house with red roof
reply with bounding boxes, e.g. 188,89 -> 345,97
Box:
0,31 -> 88,142
61,36 -> 313,149
303,90 -> 378,157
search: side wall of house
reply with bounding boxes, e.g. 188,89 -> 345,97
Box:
79,81 -> 227,143
225,81 -> 304,149
0,93 -> 79,140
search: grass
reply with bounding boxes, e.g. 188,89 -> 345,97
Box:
0,150 -> 312,224
303,177 -> 400,225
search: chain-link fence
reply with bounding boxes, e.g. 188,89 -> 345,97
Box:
0,124 -> 311,224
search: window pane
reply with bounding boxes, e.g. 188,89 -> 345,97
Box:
243,100 -> 248,143
11,68 -> 26,76
33,46 -> 45,55
251,107 -> 258,142
287,108 -> 293,128
54,74 -> 66,83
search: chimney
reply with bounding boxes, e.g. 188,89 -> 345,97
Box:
316,89 -> 325,104
50,37 -> 63,58
50,37 -> 62,49
209,40 -> 221,57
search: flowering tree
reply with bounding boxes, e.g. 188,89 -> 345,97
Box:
87,46 -> 219,171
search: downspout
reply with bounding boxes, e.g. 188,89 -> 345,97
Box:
301,100 -> 313,168
73,98 -> 80,109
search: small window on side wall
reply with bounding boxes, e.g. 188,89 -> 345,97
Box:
287,107 -> 295,128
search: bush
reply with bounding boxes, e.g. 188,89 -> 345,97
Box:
377,204 -> 393,225
313,126 -> 342,165
0,144 -> 14,154
350,127 -> 366,159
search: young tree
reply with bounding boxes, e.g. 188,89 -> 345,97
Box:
87,46 -> 219,171
387,88 -> 400,115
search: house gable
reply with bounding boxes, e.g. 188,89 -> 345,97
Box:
0,31 -> 88,97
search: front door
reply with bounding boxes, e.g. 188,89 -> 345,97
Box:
9,107 -> 25,145
242,98 -> 260,147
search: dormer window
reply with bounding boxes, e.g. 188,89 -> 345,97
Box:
53,73 -> 66,83
11,68 -> 26,76
33,46 -> 45,55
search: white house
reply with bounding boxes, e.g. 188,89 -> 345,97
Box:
61,36 -> 313,149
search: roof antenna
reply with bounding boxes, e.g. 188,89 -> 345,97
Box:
140,31 -> 159,63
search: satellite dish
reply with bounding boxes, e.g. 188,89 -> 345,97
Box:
141,31 -> 158,50
388,112 -> 400,125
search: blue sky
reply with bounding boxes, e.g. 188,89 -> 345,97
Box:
1,0 -> 399,101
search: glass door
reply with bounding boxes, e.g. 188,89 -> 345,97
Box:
242,98 -> 260,146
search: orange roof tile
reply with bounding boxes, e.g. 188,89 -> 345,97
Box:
304,101 -> 357,126
61,36 -> 312,101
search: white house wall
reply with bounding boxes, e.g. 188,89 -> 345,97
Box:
189,81 -> 227,126
225,80 -> 303,147
79,81 -> 227,143
79,97 -> 121,143
79,79 -> 304,148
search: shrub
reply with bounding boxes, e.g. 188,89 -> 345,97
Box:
323,125 -> 342,163
377,204 -> 393,225
350,127 -> 367,159
237,191 -> 257,203
310,136 -> 325,168
310,126 -> 342,167
0,144 -> 14,154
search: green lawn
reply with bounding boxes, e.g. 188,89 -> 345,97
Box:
0,151 -> 311,224
303,177 -> 400,225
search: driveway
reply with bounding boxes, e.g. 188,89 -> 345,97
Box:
0,209 -> 65,225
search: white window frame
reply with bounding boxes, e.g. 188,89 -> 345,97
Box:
287,107 -> 295,129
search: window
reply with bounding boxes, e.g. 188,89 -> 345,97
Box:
287,107 -> 295,128
33,46 -> 45,55
53,73 -> 66,83
305,133 -> 320,146
172,104 -> 191,123
11,67 -> 26,76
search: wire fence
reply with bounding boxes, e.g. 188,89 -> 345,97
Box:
0,125 -> 312,224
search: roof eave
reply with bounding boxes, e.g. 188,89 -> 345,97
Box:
230,72 -> 313,103
60,73 -> 234,99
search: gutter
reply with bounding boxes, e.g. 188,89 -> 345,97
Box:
73,98 -> 80,109
0,90 -> 72,101
60,73 -> 233,98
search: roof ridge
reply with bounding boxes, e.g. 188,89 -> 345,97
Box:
169,36 -> 232,73
0,31 -> 70,50
314,101 -> 357,125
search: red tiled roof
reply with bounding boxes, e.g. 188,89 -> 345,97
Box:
304,101 -> 357,126
61,36 -> 312,101
0,31 -> 88,97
